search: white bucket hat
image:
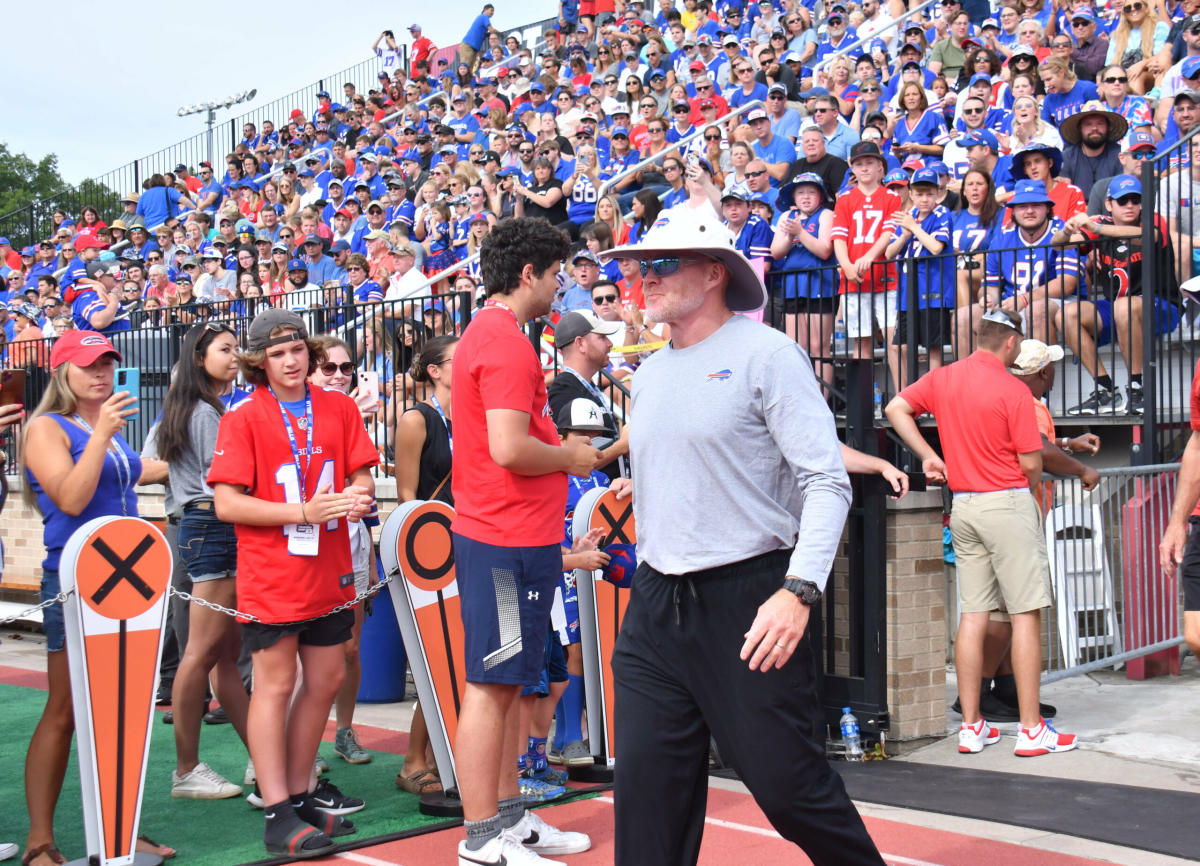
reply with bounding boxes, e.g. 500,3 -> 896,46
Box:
601,206 -> 767,313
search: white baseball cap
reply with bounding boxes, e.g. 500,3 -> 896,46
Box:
601,206 -> 767,313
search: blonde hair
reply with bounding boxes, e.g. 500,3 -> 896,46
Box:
21,363 -> 87,508
1110,5 -> 1160,62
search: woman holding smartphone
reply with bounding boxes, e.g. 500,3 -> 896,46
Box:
157,322 -> 251,801
21,331 -> 173,866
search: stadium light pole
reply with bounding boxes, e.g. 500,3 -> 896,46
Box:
177,89 -> 258,167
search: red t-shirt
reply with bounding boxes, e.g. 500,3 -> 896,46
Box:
451,305 -> 567,546
898,351 -> 1042,493
830,184 -> 902,294
207,385 -> 380,623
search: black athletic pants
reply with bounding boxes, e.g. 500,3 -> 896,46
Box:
611,549 -> 884,866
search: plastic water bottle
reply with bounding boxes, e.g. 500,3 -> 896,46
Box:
873,384 -> 883,420
840,707 -> 864,761
833,319 -> 848,356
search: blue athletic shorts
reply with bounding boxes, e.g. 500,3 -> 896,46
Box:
41,569 -> 65,653
557,569 -> 581,645
452,533 -> 561,686
521,630 -> 569,698
1093,297 -> 1180,347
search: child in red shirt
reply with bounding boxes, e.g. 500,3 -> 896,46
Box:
209,309 -> 378,859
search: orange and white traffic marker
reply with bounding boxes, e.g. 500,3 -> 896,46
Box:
380,500 -> 465,816
61,516 -> 172,866
572,487 -> 636,774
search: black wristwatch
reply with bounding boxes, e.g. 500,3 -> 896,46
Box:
783,578 -> 822,605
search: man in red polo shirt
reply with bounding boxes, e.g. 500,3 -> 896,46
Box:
886,308 -> 1077,758
451,217 -> 601,866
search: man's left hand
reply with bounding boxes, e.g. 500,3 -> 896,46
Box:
740,587 -> 810,672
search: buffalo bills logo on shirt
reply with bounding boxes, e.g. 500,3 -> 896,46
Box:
706,369 -> 733,381
542,400 -> 553,417
652,214 -> 671,230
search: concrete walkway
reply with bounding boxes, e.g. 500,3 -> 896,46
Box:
2,624 -> 1197,864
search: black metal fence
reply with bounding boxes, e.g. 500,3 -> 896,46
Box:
763,224 -> 1198,466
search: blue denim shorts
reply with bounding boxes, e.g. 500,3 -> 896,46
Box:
178,505 -> 238,582
41,568 -> 65,653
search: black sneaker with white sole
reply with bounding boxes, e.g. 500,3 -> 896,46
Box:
1067,387 -> 1124,415
309,777 -> 365,815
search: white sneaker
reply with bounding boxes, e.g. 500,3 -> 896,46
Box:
244,757 -> 256,786
457,834 -> 564,866
0,841 -> 18,861
171,762 -> 243,799
505,809 -> 590,855
958,718 -> 1000,754
1015,719 -> 1077,756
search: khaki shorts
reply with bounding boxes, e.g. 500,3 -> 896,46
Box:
950,488 -> 1052,615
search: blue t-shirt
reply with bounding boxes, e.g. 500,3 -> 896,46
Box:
774,208 -> 836,299
1042,81 -> 1099,126
892,205 -> 955,309
892,109 -> 948,148
985,219 -> 1083,300
729,83 -> 768,109
72,288 -> 132,334
463,14 -> 491,50
135,186 -> 183,228
353,280 -> 384,303
753,135 -> 797,186
951,209 -> 1000,255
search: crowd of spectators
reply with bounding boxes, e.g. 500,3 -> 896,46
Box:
4,0 -> 1200,420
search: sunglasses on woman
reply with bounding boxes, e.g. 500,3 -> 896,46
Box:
320,362 -> 355,376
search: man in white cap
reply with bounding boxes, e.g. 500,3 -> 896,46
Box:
602,207 -> 883,865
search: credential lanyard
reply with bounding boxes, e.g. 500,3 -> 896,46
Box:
566,366 -> 606,405
483,298 -> 519,324
72,414 -> 131,516
430,393 -> 453,455
271,387 -> 314,502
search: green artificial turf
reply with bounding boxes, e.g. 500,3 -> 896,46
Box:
0,682 -> 448,865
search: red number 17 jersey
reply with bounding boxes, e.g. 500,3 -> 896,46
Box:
831,185 -> 902,294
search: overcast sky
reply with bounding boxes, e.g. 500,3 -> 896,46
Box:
1,0 -> 556,185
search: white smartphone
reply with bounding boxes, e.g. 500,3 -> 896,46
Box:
358,370 -> 380,407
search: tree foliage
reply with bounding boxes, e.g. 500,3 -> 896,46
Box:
0,142 -> 120,249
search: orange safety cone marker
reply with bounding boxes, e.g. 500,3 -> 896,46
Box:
60,516 -> 172,866
379,500 -> 465,816
572,487 -> 635,780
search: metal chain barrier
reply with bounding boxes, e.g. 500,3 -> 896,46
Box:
0,577 -> 392,629
0,590 -> 75,627
167,573 -> 393,624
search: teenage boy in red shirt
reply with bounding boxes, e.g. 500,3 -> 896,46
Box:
209,309 -> 378,859
831,140 -> 902,361
451,218 -> 601,866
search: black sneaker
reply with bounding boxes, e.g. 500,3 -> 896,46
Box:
1128,386 -> 1144,415
1067,387 -> 1123,415
978,692 -> 1020,723
203,706 -> 230,725
309,777 -> 365,816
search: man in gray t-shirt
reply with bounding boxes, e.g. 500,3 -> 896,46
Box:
1157,136 -> 1200,275
602,208 -> 884,866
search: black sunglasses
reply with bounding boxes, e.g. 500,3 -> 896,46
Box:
320,361 -> 355,376
746,169 -> 767,178
592,293 -> 618,304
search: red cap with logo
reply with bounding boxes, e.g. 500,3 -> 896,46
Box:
50,331 -> 122,371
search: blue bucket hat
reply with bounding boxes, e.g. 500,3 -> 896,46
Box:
1011,142 -> 1063,180
777,172 -> 827,209
1008,179 -> 1054,207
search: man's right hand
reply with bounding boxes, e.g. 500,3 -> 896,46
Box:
1161,522 -> 1188,577
922,455 -> 947,484
563,439 -> 602,477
